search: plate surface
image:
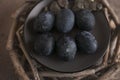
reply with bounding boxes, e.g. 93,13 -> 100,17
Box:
24,0 -> 110,73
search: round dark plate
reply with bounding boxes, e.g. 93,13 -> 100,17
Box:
24,0 -> 111,73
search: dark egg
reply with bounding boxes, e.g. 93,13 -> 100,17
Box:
76,31 -> 97,54
34,33 -> 55,56
76,9 -> 95,31
56,36 -> 77,61
33,11 -> 55,33
56,9 -> 75,33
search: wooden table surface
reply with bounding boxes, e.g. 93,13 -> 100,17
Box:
0,0 -> 24,80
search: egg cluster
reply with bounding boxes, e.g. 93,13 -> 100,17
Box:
33,8 -> 97,61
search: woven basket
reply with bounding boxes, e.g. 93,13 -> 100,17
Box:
6,0 -> 120,80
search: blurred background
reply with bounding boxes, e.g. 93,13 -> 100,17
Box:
0,0 -> 24,79
0,0 -> 120,80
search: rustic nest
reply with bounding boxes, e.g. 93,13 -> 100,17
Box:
6,0 -> 120,80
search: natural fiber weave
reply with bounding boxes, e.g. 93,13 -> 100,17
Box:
6,0 -> 120,80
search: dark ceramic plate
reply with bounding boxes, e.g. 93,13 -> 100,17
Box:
24,0 -> 110,73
